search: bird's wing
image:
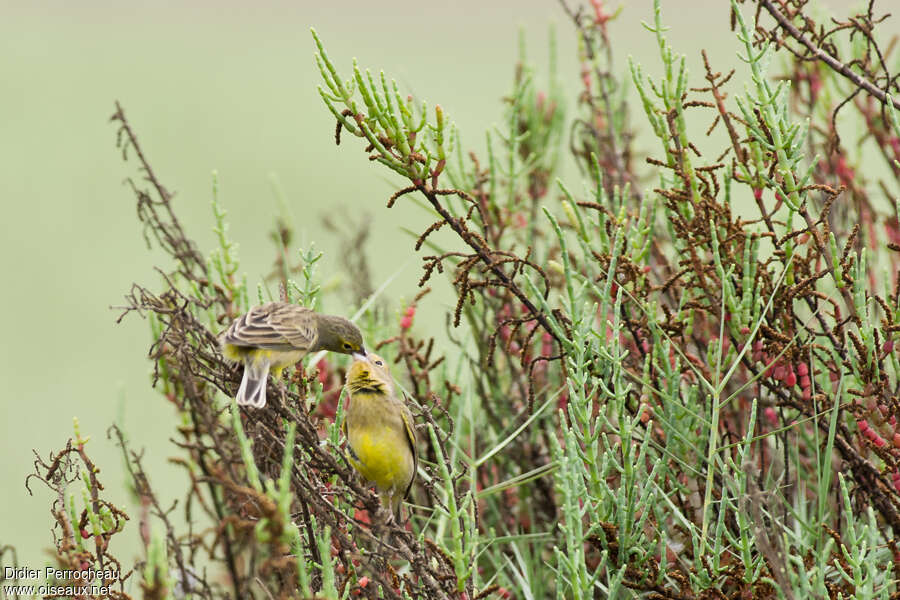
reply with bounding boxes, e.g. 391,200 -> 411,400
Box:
399,397 -> 418,501
266,303 -> 319,349
222,302 -> 317,351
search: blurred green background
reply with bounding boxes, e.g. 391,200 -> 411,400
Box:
0,0 -> 888,573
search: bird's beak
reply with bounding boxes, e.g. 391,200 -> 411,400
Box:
352,351 -> 367,361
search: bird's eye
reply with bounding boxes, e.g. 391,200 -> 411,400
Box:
374,360 -> 383,366
343,342 -> 352,350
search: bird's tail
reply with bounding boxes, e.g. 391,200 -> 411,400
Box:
236,359 -> 270,408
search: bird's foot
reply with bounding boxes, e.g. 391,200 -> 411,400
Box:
372,504 -> 395,527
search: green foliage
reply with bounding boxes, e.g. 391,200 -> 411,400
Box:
10,1 -> 900,599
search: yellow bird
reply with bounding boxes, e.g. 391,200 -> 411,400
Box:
344,353 -> 417,521
221,302 -> 365,408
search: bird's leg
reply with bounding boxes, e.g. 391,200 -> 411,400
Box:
278,379 -> 288,406
371,495 -> 401,557
370,503 -> 392,529
366,494 -> 395,551
380,493 -> 397,526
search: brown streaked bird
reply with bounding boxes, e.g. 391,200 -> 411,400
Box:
220,302 -> 365,408
344,352 -> 417,522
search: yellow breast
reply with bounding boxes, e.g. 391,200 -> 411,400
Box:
345,393 -> 415,495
